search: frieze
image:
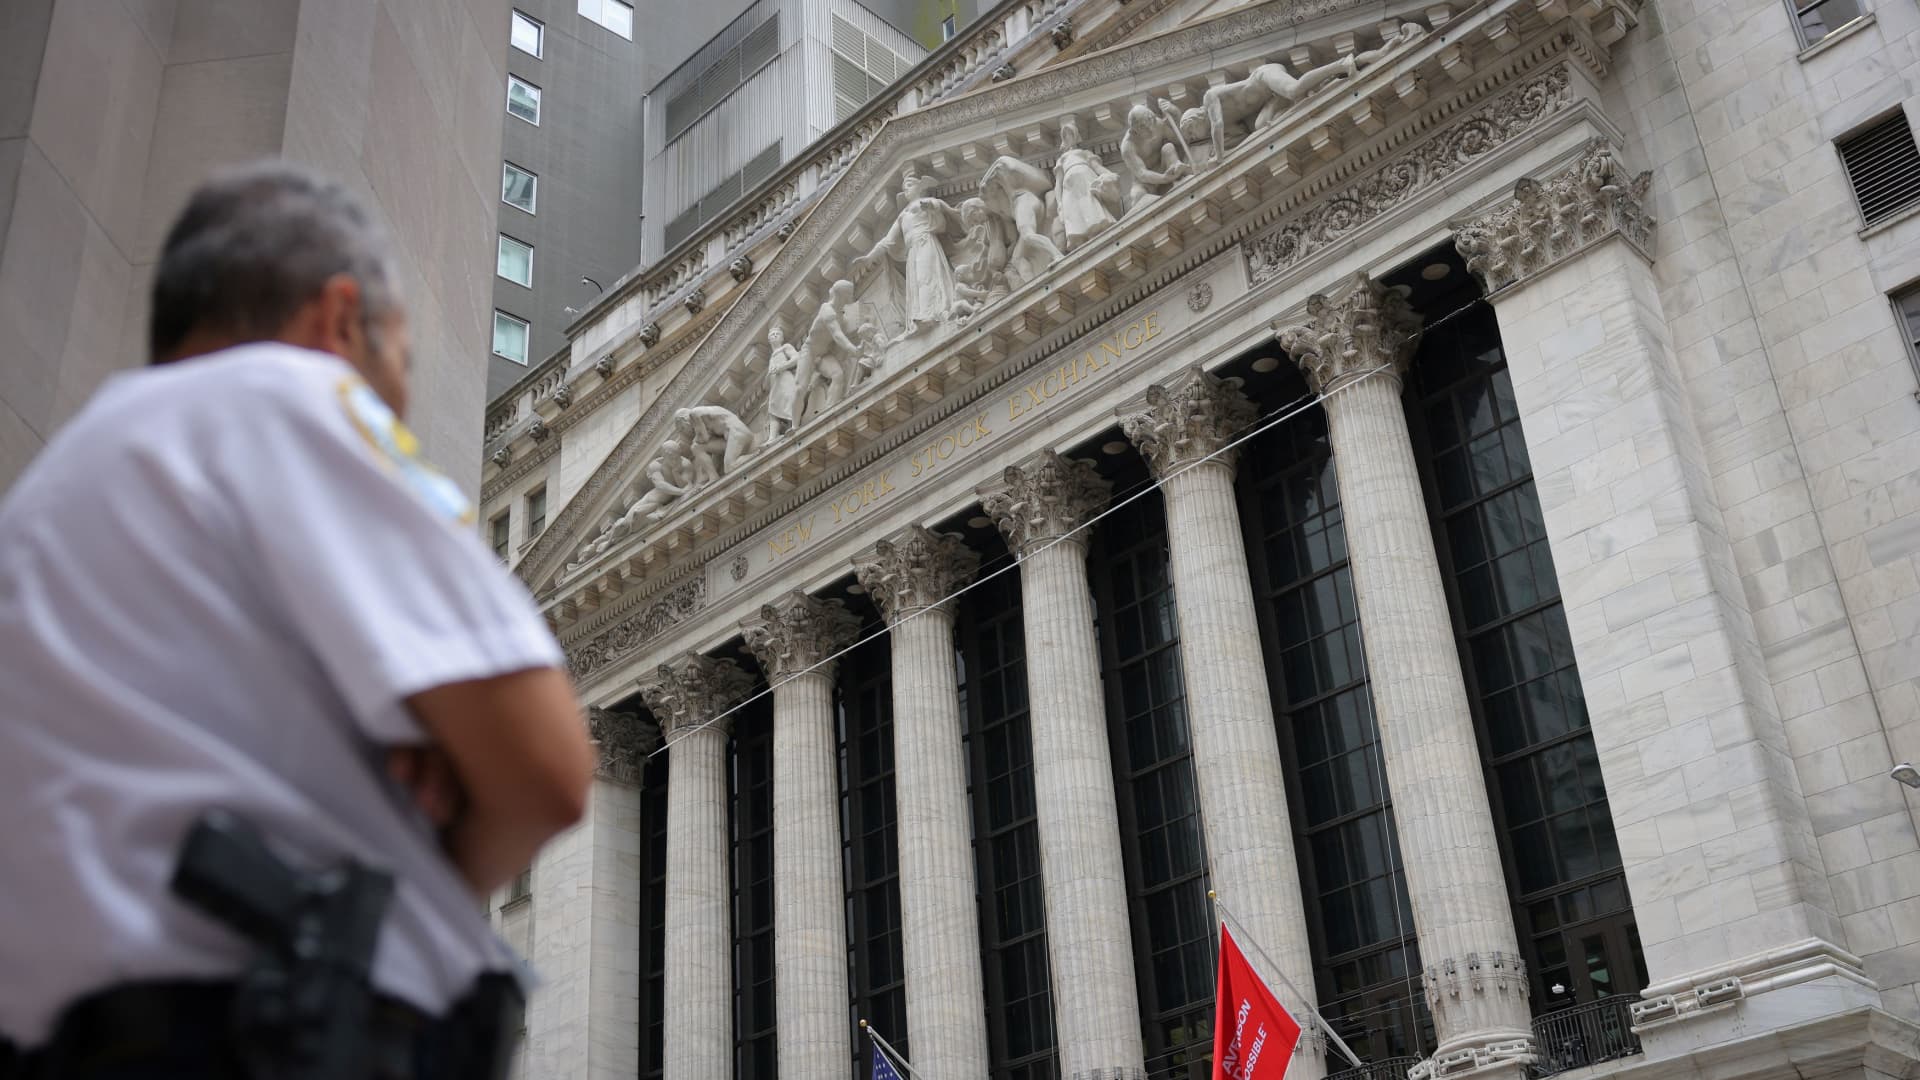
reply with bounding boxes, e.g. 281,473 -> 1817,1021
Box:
565,576 -> 706,684
1242,63 -> 1572,286
740,305 -> 1170,575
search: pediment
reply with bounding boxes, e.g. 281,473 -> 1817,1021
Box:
522,0 -> 1638,616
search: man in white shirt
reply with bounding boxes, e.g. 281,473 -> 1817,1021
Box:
0,162 -> 595,1079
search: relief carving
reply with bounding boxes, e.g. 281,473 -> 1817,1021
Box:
1120,100 -> 1195,211
1454,138 -> 1654,294
982,157 -> 1064,288
1243,64 -> 1573,285
1052,117 -> 1124,252
763,325 -> 803,442
564,577 -> 707,682
1180,25 -> 1424,163
852,167 -> 975,339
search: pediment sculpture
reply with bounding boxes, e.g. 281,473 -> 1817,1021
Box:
555,15 -> 1441,585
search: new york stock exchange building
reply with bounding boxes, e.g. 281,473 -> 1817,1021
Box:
478,1 -> 1920,1078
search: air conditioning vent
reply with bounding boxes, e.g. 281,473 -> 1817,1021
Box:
1838,111 -> 1920,226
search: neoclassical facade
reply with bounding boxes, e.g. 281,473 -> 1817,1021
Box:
480,1 -> 1920,1078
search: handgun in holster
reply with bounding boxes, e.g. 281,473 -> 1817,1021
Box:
170,808 -> 395,1079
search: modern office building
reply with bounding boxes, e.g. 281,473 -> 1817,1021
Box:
482,0 -> 1920,1078
487,0 -> 764,399
639,0 -> 929,263
0,0 -> 519,494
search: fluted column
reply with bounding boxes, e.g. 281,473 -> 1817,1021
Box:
741,592 -> 864,1080
1276,274 -> 1531,1076
637,653 -> 757,1080
853,526 -> 989,1078
980,451 -> 1144,1080
1119,372 -> 1322,1080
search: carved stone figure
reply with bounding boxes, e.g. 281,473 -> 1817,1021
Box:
981,156 -> 1062,287
763,325 -> 802,442
1051,118 -> 1124,252
1120,101 -> 1194,210
623,438 -> 694,526
1180,25 -> 1425,161
951,196 -> 1012,308
797,279 -> 874,420
851,167 -> 973,335
675,406 -> 756,484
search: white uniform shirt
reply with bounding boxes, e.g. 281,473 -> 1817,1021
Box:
0,343 -> 564,1046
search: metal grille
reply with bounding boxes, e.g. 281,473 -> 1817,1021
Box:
660,140 -> 781,252
662,14 -> 780,143
1838,111 -> 1920,226
1527,996 -> 1642,1077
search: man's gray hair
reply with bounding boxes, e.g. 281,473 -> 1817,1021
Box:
149,160 -> 400,362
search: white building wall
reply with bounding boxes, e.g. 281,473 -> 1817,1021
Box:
1600,0 -> 1920,1019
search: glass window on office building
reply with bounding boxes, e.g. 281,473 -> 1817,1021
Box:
501,162 -> 537,213
526,486 -> 546,538
493,311 -> 530,365
506,75 -> 541,124
510,10 -> 543,56
578,0 -> 633,38
497,235 -> 533,287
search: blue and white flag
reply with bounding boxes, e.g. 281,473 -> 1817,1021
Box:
873,1048 -> 905,1080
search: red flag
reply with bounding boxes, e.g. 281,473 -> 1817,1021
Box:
1212,924 -> 1303,1080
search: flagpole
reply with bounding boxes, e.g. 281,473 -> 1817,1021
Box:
1209,889 -> 1366,1070
860,1018 -> 929,1080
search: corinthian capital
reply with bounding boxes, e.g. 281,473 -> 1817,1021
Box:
1273,272 -> 1424,394
741,591 -> 863,681
852,525 -> 980,624
1454,138 -> 1654,295
1118,367 -> 1258,479
978,450 -> 1112,557
635,652 -> 756,739
587,706 -> 660,783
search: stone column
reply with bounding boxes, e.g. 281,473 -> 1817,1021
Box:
980,451 -> 1145,1080
637,653 -> 757,1080
1119,373 -> 1322,1080
853,526 -> 989,1079
523,708 -> 656,1080
741,592 -> 864,1080
1274,274 -> 1531,1077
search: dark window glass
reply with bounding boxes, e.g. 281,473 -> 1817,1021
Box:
1408,302 -> 1645,1012
840,630 -> 906,1076
960,569 -> 1058,1080
1239,387 -> 1433,1061
732,699 -> 777,1077
1092,485 -> 1215,1079
638,737 -> 670,1080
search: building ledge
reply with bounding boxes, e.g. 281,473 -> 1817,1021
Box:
1797,13 -> 1876,62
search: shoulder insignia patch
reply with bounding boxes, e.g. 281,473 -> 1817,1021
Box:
337,379 -> 477,526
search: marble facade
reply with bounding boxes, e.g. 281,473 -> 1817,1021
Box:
483,0 -> 1920,1077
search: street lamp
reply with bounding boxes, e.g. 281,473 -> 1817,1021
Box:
1893,762 -> 1920,789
